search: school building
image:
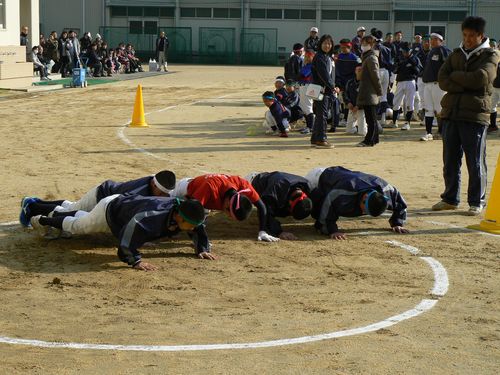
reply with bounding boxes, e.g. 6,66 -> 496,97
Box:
0,0 -> 40,88
39,0 -> 500,65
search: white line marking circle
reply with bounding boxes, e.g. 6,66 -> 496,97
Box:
0,222 -> 448,352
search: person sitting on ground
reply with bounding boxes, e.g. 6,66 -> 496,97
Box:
169,173 -> 280,243
116,44 -> 130,73
306,166 -> 409,240
344,64 -> 367,135
246,171 -> 313,240
284,43 -> 304,81
36,45 -> 53,75
31,46 -> 50,81
19,170 -> 176,229
282,80 -> 304,125
29,195 -> 215,271
87,43 -> 103,77
262,91 -> 291,137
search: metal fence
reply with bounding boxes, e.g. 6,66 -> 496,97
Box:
98,26 -> 281,66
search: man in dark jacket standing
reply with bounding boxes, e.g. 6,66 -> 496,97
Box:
433,17 -> 499,216
156,31 -> 170,72
284,43 -> 304,81
304,27 -> 319,52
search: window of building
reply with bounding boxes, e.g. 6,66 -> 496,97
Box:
196,8 -> 212,18
0,0 -> 5,29
180,7 -> 196,17
229,8 -> 241,18
322,10 -> 338,20
301,9 -> 316,19
431,11 -> 448,22
357,10 -> 373,20
144,21 -> 157,34
339,10 -> 355,20
144,7 -> 159,17
395,10 -> 412,21
110,6 -> 127,17
129,21 -> 143,34
250,9 -> 265,19
449,11 -> 467,22
284,9 -> 300,19
214,8 -> 229,18
160,7 -> 175,18
430,26 -> 446,39
374,11 -> 389,21
413,11 -> 430,21
128,7 -> 143,17
266,9 -> 282,19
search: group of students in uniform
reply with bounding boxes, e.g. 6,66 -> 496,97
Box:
262,25 -> 499,147
20,167 -> 408,271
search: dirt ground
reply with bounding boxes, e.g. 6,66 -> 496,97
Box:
0,65 -> 499,374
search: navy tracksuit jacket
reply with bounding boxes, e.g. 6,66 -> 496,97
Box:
310,167 -> 407,234
105,195 -> 210,266
251,172 -> 310,236
96,176 -> 154,202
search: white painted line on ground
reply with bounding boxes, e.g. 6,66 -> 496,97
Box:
0,232 -> 448,352
420,257 -> 449,297
0,221 -> 19,227
116,93 -> 235,175
386,240 -> 420,255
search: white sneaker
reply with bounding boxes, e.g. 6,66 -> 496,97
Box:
420,133 -> 433,141
401,122 -> 411,131
465,206 -> 483,216
339,120 -> 347,127
386,122 -> 398,128
30,215 -> 50,237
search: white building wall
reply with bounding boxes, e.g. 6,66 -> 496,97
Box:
0,1 -> 21,45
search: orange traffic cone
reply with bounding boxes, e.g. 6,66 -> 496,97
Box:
130,84 -> 148,127
468,153 -> 500,234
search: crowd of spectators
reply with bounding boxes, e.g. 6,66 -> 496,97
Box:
23,27 -> 145,80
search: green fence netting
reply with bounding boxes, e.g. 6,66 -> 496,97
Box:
99,26 -> 192,62
99,26 -> 281,65
240,28 -> 279,65
198,27 -> 236,64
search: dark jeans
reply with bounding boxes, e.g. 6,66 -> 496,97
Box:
89,62 -> 103,76
441,120 -> 487,207
311,94 -> 331,143
362,105 -> 379,146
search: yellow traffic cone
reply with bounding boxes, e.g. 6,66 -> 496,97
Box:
129,84 -> 148,127
468,153 -> 500,234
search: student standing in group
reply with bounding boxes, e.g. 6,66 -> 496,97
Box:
284,43 -> 304,81
356,35 -> 382,147
420,33 -> 451,141
297,50 -> 316,134
304,27 -> 320,51
310,34 -> 336,149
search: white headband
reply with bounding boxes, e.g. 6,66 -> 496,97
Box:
153,175 -> 171,194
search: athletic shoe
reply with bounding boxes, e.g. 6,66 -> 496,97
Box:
356,142 -> 370,147
328,127 -> 336,133
465,206 -> 483,216
338,120 -> 347,128
30,215 -> 50,237
487,125 -> 499,133
431,201 -> 459,211
60,231 -> 73,239
279,132 -> 288,138
19,196 -> 40,227
385,123 -> 398,128
314,141 -> 333,149
300,128 -> 311,134
420,133 -> 433,141
401,122 -> 411,131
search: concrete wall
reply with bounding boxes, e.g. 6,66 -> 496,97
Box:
477,5 -> 500,41
40,0 -> 103,37
0,1 -> 21,45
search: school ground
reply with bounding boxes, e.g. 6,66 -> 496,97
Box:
0,65 -> 499,374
